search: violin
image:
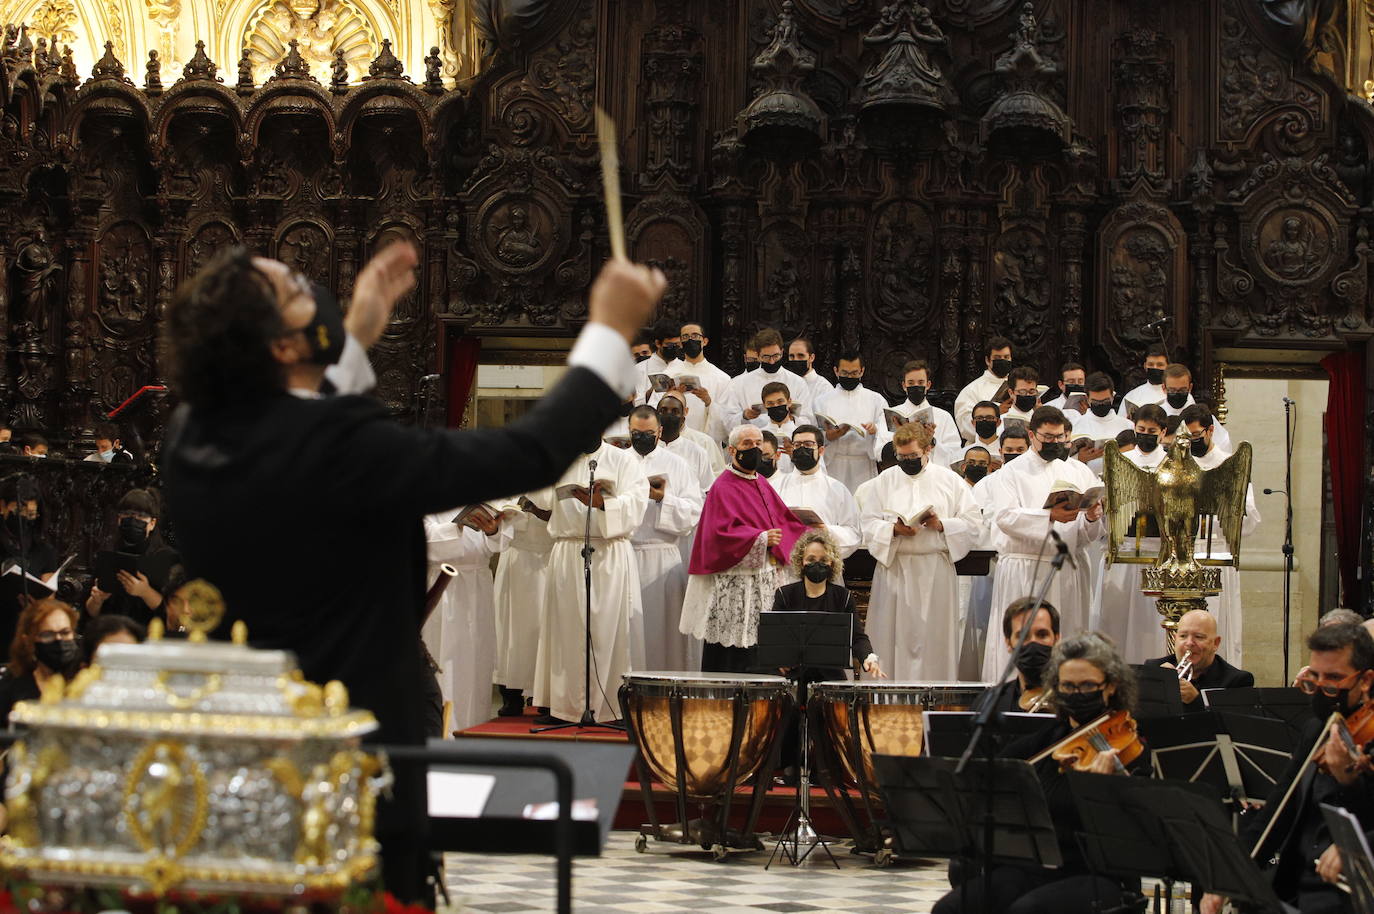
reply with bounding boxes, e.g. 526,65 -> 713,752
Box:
1018,687 -> 1050,713
1316,702 -> 1374,776
1028,710 -> 1145,774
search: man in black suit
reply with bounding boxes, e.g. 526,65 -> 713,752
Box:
1144,608 -> 1253,711
162,242 -> 664,904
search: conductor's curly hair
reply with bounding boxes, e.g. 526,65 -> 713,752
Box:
163,246 -> 285,412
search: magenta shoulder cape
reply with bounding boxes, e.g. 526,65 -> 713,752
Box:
688,470 -> 809,575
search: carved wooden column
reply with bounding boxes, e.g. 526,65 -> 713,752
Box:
964,207 -> 990,375
718,202 -> 746,370
936,206 -> 967,389
336,199 -> 360,301
62,228 -> 93,444
1058,207 -> 1087,364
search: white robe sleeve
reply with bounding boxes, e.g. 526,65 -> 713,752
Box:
651,467 -> 704,537
826,483 -> 863,558
936,479 -> 982,563
599,456 -> 650,538
424,515 -> 509,563
861,497 -> 900,568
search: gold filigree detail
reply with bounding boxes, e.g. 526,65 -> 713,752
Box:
243,0 -> 375,84
66,664 -> 102,700
27,0 -> 78,48
153,671 -> 223,710
323,680 -> 349,716
9,703 -> 377,738
122,741 -> 209,866
176,579 -> 225,641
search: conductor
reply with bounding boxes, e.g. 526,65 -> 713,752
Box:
162,242 -> 665,903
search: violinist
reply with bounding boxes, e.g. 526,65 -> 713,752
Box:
991,596 -> 1061,714
1202,622 -> 1374,914
1144,609 -> 1253,712
933,632 -> 1150,914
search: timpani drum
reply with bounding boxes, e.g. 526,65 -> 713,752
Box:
621,672 -> 792,857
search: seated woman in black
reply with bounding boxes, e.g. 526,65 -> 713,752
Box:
933,631 -> 1151,914
771,529 -> 884,681
0,597 -> 83,727
84,488 -> 182,627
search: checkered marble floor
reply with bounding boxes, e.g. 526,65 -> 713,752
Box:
444,830 -> 953,914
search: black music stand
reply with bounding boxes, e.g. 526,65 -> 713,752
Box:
1139,711 -> 1293,805
1133,664 -> 1186,718
1205,686 -> 1314,735
1067,772 -> 1290,914
1320,803 -> 1374,914
873,755 -> 1061,869
753,610 -> 851,869
921,710 -> 1057,759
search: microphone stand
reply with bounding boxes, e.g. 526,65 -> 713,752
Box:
1280,398 -> 1295,682
955,533 -> 1067,914
534,456 -> 625,733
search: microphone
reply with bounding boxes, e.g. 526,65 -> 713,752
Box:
588,458 -> 598,474
1263,488 -> 1286,496
1282,396 -> 1295,405
1143,316 -> 1172,331
1049,529 -> 1077,569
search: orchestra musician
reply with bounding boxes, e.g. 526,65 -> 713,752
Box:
991,596 -> 1061,714
1203,622 -> 1374,914
934,631 -> 1149,914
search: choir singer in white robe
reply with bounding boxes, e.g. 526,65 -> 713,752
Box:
982,406 -> 1106,681
531,439 -> 649,724
774,423 -> 862,584
423,507 -> 513,732
493,491 -> 554,716
626,406 -> 704,671
860,423 -> 981,681
811,349 -> 885,492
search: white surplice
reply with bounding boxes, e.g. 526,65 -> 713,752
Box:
774,467 -> 862,585
661,434 -> 714,493
982,450 -> 1106,680
630,446 -> 704,672
878,399 -> 964,469
814,384 -> 889,492
861,463 -> 981,681
531,443 -> 649,723
682,425 -> 727,475
721,366 -> 816,429
954,370 -> 1007,441
423,513 -> 513,732
492,492 -> 554,694
670,357 -> 733,442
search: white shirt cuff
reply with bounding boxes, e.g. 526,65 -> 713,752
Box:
864,653 -> 878,669
323,333 -> 376,396
568,322 -> 638,400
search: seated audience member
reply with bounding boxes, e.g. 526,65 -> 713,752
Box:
84,489 -> 183,627
0,598 -> 81,725
84,423 -> 133,465
771,529 -> 883,681
1143,608 -> 1253,711
82,613 -> 146,663
0,476 -> 60,660
20,435 -> 47,458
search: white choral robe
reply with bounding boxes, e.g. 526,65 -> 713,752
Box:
982,450 -> 1106,680
878,399 -> 964,469
661,434 -> 714,493
1162,398 -> 1233,452
861,464 -> 981,681
814,384 -> 888,492
954,370 -> 1007,441
1195,445 -> 1260,665
671,357 -> 733,441
1118,380 -> 1167,418
774,468 -> 862,584
531,443 -> 649,723
492,493 -> 554,694
630,446 -> 704,672
722,366 -> 816,429
1097,445 -> 1169,662
796,369 -> 835,406
959,472 -> 1002,678
423,513 -> 513,732
683,425 -> 727,475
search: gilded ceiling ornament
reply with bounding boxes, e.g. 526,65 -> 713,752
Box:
27,0 -> 77,51
243,0 -> 376,84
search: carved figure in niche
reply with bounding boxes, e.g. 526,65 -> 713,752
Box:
1108,228 -> 1169,345
992,230 -> 1049,342
246,0 -> 372,83
766,259 -> 804,326
14,344 -> 51,425
13,227 -> 62,339
860,0 -> 948,106
491,205 -> 543,267
279,225 -> 330,282
330,47 -> 348,87
1263,213 -> 1326,281
872,203 -> 933,327
99,234 -> 148,323
646,255 -> 689,321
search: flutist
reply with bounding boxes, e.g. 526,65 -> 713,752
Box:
1144,608 -> 1253,712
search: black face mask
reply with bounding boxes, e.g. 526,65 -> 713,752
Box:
744,359 -> 759,371
1146,367 -> 1165,386
760,360 -> 782,374
1038,442 -> 1066,462
303,282 -> 346,366
5,513 -> 32,540
897,456 -> 923,476
802,561 -> 831,583
34,638 -> 81,674
1003,451 -> 1022,463
964,464 -> 988,483
1015,393 -> 1039,413
1015,641 -> 1053,687
766,404 -> 790,423
1058,690 -> 1108,723
1136,433 -> 1159,453
1311,688 -> 1355,719
1088,400 -> 1114,417
659,413 -> 684,438
661,344 -> 682,362
905,385 -> 927,406
635,353 -> 651,364
758,458 -> 776,478
735,446 -> 762,472
792,447 -> 819,472
682,339 -> 703,359
1166,391 -> 1189,409
974,418 -> 998,440
118,516 -> 149,551
990,358 -> 1012,378
837,377 -> 861,392
1190,436 -> 1209,457
630,431 -> 658,456
786,359 -> 810,376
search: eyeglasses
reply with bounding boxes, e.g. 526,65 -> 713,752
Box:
836,370 -> 863,379
1034,432 -> 1068,444
682,332 -> 705,341
1057,680 -> 1106,696
758,352 -> 783,363
36,629 -> 75,643
1295,670 -> 1363,697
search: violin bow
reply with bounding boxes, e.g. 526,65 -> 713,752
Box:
1027,712 -> 1113,765
1250,711 -> 1344,859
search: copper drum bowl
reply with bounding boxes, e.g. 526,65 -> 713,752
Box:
811,680 -> 990,795
621,672 -> 792,800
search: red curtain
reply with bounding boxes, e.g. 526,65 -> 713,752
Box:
1322,350 -> 1366,611
446,335 -> 481,428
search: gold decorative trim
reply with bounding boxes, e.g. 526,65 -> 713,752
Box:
153,670 -> 224,709
122,741 -> 210,861
9,703 -> 377,739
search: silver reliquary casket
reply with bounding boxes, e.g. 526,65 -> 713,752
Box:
0,583 -> 390,898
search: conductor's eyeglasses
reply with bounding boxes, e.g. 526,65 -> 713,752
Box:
1295,670 -> 1362,697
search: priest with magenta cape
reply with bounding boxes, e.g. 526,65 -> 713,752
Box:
680,424 -> 811,672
